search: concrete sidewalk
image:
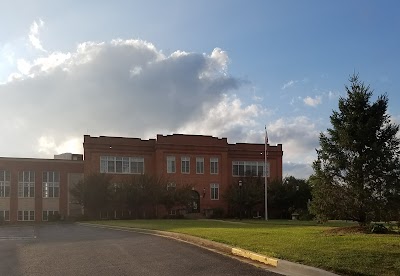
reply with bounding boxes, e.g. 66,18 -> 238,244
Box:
78,222 -> 339,276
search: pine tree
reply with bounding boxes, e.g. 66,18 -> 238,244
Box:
310,74 -> 400,225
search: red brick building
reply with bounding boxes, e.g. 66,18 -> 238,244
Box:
0,157 -> 83,223
0,134 -> 283,222
83,134 -> 283,217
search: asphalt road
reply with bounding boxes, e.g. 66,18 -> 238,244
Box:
0,223 -> 281,276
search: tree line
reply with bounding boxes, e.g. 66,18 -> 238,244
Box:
70,173 -> 193,219
70,172 -> 312,220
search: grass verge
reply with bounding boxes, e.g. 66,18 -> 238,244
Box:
88,219 -> 400,276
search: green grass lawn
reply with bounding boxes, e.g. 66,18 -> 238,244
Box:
88,219 -> 400,276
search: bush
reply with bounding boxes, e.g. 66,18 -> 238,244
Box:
210,207 -> 224,219
369,223 -> 388,234
163,214 -> 185,219
48,213 -> 61,222
75,214 -> 90,221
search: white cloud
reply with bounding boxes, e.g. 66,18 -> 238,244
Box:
16,59 -> 31,75
177,94 -> 267,142
28,19 -> 46,52
199,48 -> 230,79
303,95 -> 322,107
268,116 -> 320,165
0,40 -> 245,158
281,80 -> 297,90
327,90 -> 340,100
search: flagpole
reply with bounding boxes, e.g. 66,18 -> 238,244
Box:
265,125 -> 268,221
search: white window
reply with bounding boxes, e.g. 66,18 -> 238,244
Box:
210,183 -> 219,200
169,209 -> 177,215
116,157 -> 123,173
167,156 -> 176,173
232,161 -> 269,177
42,171 -> 60,198
42,210 -> 59,221
0,170 -> 10,197
100,156 -> 144,174
196,157 -> 204,174
100,157 -> 107,173
0,210 -> 10,221
130,157 -> 144,174
122,157 -> 130,173
181,156 -> 190,174
18,171 -> 35,198
18,210 -> 35,221
167,182 -> 176,191
210,157 -> 219,174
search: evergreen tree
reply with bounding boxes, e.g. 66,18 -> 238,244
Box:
310,74 -> 400,225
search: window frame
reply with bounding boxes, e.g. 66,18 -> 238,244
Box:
42,210 -> 59,221
167,156 -> 176,174
0,210 -> 10,221
232,161 -> 269,177
0,170 -> 10,198
210,183 -> 219,200
166,182 -> 176,191
18,210 -> 35,221
42,171 -> 60,198
100,156 -> 145,174
196,157 -> 204,174
18,171 -> 35,198
210,157 -> 219,174
181,156 -> 190,174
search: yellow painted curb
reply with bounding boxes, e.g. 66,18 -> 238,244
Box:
232,248 -> 278,267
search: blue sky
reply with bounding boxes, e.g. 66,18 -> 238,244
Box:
1,0 -> 399,178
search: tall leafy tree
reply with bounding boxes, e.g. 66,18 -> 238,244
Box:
268,176 -> 312,219
310,74 -> 400,225
70,173 -> 113,219
224,175 -> 264,218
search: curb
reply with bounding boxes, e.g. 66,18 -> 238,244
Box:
77,222 -> 339,276
232,247 -> 278,267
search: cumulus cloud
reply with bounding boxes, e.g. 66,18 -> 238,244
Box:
268,116 -> 320,164
177,94 -> 267,142
303,95 -> 322,107
0,39 -> 249,157
28,19 -> 46,52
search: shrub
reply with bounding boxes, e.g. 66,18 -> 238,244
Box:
210,207 -> 224,219
369,223 -> 388,234
48,213 -> 61,222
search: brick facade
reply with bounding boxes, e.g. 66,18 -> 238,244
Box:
0,157 -> 83,223
84,134 -> 283,216
0,134 -> 283,222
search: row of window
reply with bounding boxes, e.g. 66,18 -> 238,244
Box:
167,156 -> 219,174
0,210 -> 58,221
0,170 -> 60,198
100,156 -> 144,174
99,157 -> 269,177
232,161 -> 269,177
99,156 -> 220,175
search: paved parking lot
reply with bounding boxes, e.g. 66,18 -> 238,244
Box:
0,223 -> 281,276
0,225 -> 36,240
